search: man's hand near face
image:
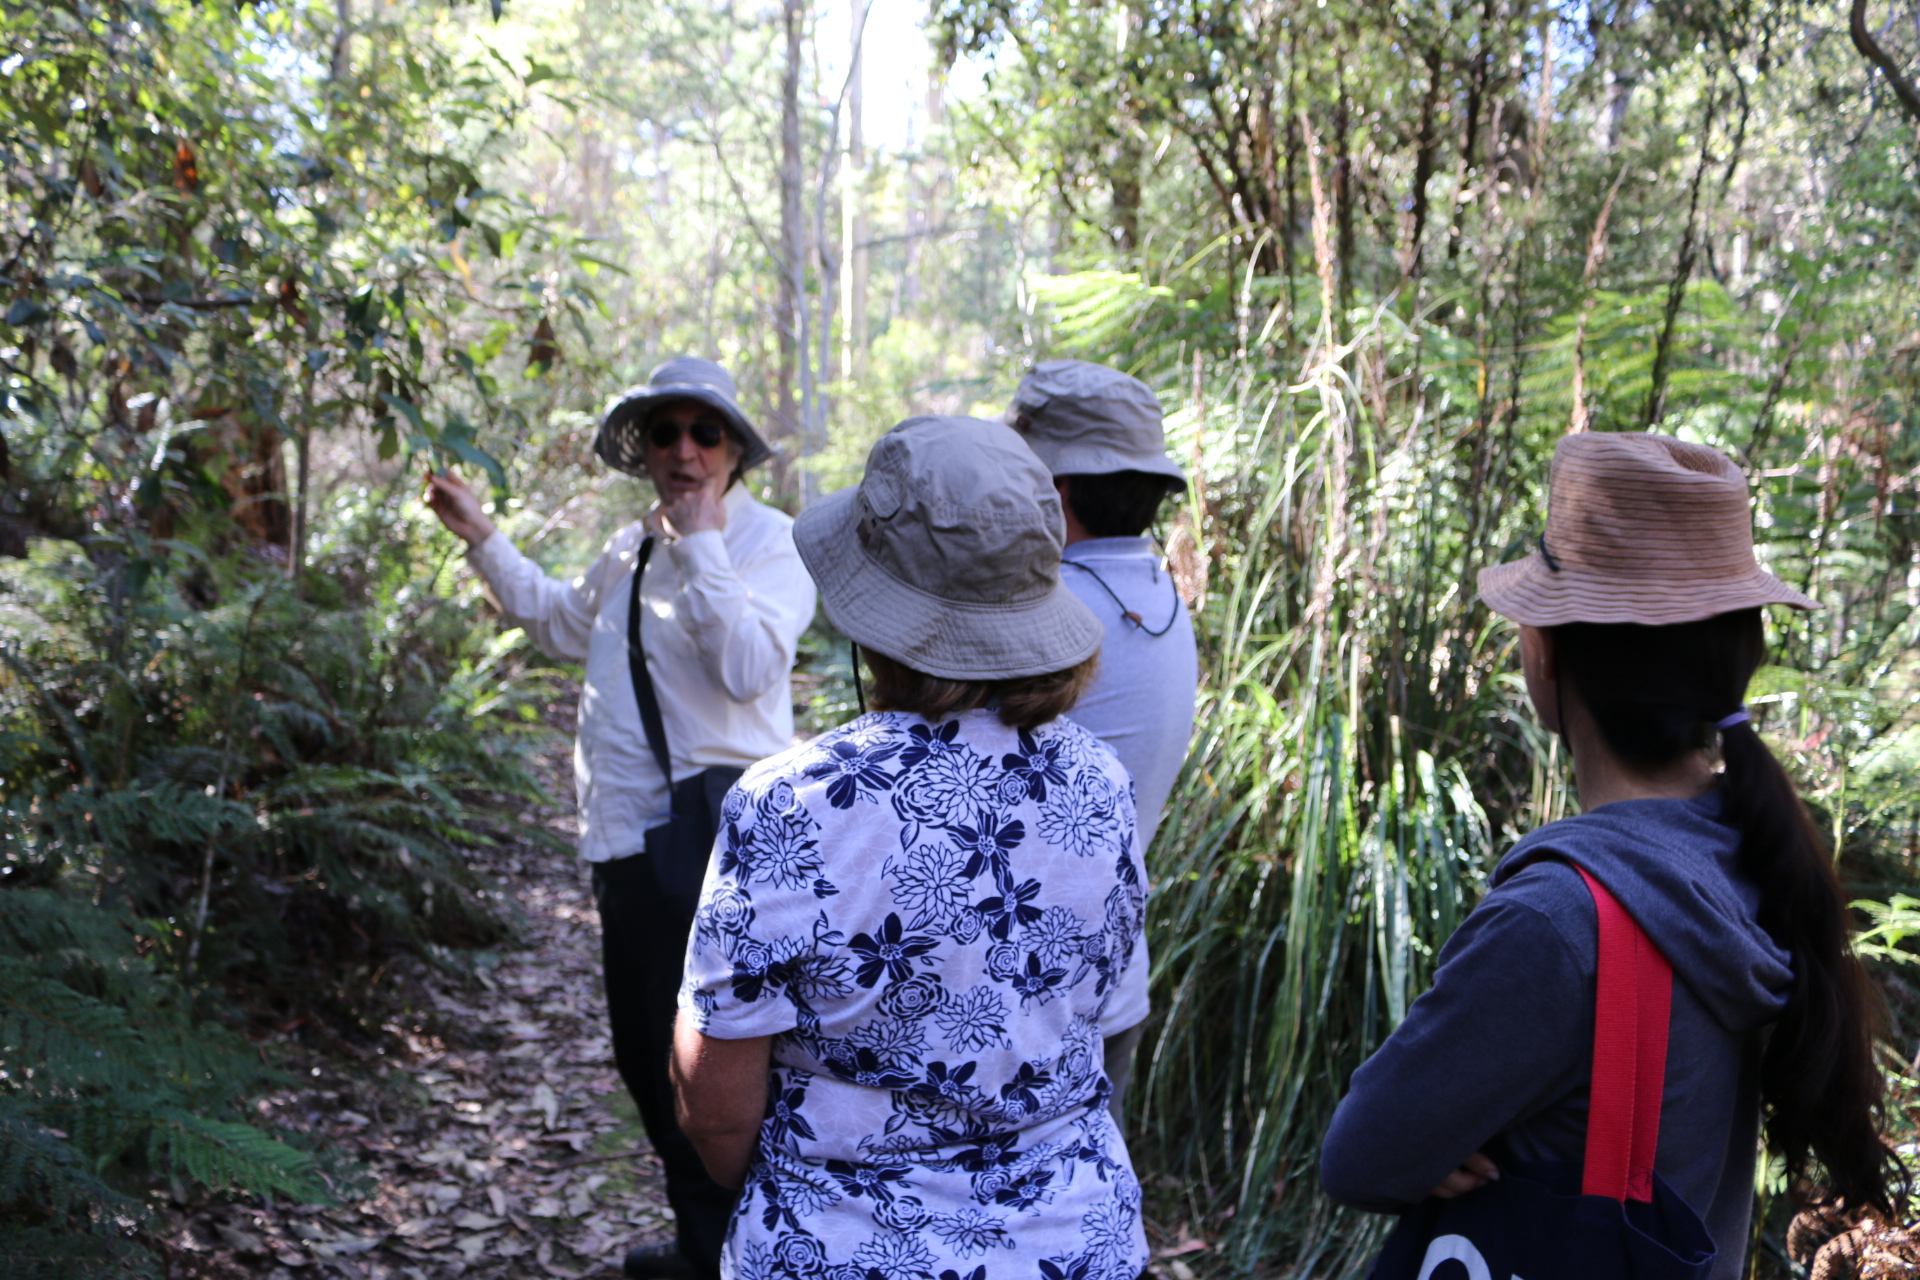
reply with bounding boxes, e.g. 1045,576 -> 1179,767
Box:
645,400 -> 741,539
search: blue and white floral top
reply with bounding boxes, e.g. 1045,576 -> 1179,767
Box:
679,708 -> 1151,1280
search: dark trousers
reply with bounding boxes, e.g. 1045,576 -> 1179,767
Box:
593,853 -> 737,1277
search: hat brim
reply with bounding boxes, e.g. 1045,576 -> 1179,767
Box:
1030,439 -> 1188,487
1478,553 -> 1819,627
594,384 -> 775,477
793,488 -> 1104,681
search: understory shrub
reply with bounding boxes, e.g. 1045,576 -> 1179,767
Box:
0,508 -> 561,1271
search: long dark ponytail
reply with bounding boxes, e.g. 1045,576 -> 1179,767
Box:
1554,609 -> 1899,1213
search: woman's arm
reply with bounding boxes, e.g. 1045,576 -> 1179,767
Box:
425,472 -> 608,662
670,1013 -> 772,1190
1318,892 -> 1589,1211
669,526 -> 817,703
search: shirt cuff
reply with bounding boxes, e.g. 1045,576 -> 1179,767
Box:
668,528 -> 733,581
466,529 -> 520,581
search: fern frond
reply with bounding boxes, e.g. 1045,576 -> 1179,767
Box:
147,1109 -> 327,1203
0,963 -> 151,1091
0,1225 -> 151,1280
0,1103 -> 137,1227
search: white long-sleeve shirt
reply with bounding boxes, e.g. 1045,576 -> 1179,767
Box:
468,484 -> 816,862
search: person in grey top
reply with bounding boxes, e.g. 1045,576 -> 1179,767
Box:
1009,361 -> 1198,845
1009,360 -> 1200,1121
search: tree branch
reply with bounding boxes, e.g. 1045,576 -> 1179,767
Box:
1850,0 -> 1920,123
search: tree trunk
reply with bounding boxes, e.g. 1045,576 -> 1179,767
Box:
1280,30 -> 1300,356
1448,0 -> 1498,265
291,388 -> 310,578
842,0 -> 869,380
1110,3 -> 1142,253
777,0 -> 805,443
1645,86 -> 1717,428
1850,0 -> 1920,122
330,0 -> 352,83
1333,70 -> 1355,328
1569,162 -> 1627,433
1400,45 -> 1445,293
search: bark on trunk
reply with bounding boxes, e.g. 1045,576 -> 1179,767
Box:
776,0 -> 805,442
843,0 -> 869,379
1644,87 -> 1717,429
1400,45 -> 1445,291
1333,71 -> 1355,327
1849,0 -> 1920,123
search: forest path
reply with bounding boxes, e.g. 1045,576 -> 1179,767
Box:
166,721 -> 674,1280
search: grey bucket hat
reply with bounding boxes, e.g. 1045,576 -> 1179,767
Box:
1010,360 -> 1187,486
793,416 -> 1103,682
593,357 -> 775,478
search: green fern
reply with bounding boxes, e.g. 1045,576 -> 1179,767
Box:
147,1110 -> 324,1203
0,889 -> 327,1272
0,388 -> 561,1279
0,963 -> 152,1091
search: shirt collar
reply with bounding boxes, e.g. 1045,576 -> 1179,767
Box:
1062,536 -> 1156,562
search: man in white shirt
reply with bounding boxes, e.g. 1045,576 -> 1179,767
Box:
426,358 -> 814,1280
1009,360 -> 1199,1120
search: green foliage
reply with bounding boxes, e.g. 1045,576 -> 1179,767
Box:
1855,896 -> 1920,970
1019,11 -> 1920,1244
0,507 -> 560,979
0,890 -> 322,1277
0,501 -> 560,1269
0,0 -> 613,562
0,3 -> 585,1270
3,0 -> 1917,1272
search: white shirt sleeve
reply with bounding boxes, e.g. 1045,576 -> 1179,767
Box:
667,526 -> 816,704
466,530 -> 610,663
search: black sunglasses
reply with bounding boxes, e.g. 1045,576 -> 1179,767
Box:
648,418 -> 729,450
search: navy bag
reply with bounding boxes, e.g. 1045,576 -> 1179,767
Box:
1368,866 -> 1717,1280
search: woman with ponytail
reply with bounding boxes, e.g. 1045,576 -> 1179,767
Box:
1320,434 -> 1900,1277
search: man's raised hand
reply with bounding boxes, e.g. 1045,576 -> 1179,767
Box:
423,469 -> 498,548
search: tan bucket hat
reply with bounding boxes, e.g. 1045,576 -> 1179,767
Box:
1010,360 -> 1188,485
593,357 -> 775,477
1478,432 -> 1817,627
793,416 -> 1103,681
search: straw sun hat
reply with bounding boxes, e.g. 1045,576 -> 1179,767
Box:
593,357 -> 775,477
794,416 -> 1103,682
1478,432 -> 1817,627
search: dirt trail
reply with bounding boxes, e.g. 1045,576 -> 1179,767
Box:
166,728 -> 673,1280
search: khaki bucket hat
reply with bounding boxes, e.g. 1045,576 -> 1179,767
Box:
1010,360 -> 1188,486
1478,432 -> 1818,627
593,357 -> 775,477
793,416 -> 1103,681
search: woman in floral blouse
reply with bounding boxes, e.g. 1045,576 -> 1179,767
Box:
671,416 -> 1151,1280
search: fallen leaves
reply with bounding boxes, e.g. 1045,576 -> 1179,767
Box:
533,1081 -> 561,1130
161,718 -> 675,1277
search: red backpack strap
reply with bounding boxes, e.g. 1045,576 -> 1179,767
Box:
1575,865 -> 1673,1203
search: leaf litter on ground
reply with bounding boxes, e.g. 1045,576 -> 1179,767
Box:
160,702 -> 672,1280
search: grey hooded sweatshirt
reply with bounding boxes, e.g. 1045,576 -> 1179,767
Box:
1320,791 -> 1792,1280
